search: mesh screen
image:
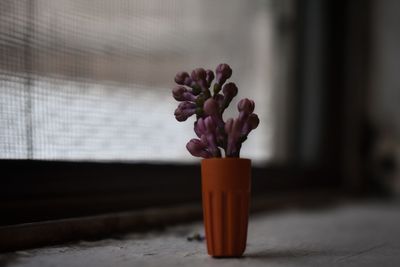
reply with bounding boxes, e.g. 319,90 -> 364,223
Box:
0,0 -> 289,162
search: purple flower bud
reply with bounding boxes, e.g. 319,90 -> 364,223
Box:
241,113 -> 260,136
204,98 -> 224,127
191,68 -> 210,93
200,134 -> 208,146
206,69 -> 215,87
204,116 -> 216,132
172,86 -> 196,102
237,98 -> 255,124
174,72 -> 190,85
194,118 -> 207,137
203,98 -> 219,116
215,63 -> 232,85
203,117 -> 220,157
237,98 -> 255,114
174,101 -> 196,122
222,83 -> 238,99
186,138 -> 212,158
222,82 -> 238,109
194,116 -> 221,157
224,117 -> 243,157
174,71 -> 194,87
191,68 -> 207,82
214,94 -> 224,108
248,113 -> 260,129
225,118 -> 234,134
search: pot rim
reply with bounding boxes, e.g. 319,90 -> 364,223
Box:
201,157 -> 251,162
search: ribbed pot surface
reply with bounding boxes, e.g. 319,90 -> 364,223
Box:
201,158 -> 251,257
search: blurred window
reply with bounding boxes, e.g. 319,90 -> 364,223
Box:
0,0 -> 294,163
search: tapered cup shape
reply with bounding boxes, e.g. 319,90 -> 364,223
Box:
201,158 -> 251,257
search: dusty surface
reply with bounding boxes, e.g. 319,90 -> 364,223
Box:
2,201 -> 400,267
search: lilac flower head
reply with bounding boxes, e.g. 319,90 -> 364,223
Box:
215,63 -> 232,85
174,101 -> 196,122
172,64 -> 259,159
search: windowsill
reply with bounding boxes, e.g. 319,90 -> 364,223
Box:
1,200 -> 400,266
0,190 -> 341,252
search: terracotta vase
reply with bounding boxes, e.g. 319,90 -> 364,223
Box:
201,158 -> 251,257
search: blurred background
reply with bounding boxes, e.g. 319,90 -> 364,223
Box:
0,0 -> 291,163
0,0 -> 400,249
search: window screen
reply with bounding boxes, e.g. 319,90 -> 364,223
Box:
0,0 -> 294,163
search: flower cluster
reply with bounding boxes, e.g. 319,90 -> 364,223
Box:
172,63 -> 259,158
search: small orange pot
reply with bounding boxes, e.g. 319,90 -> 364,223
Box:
201,158 -> 251,257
